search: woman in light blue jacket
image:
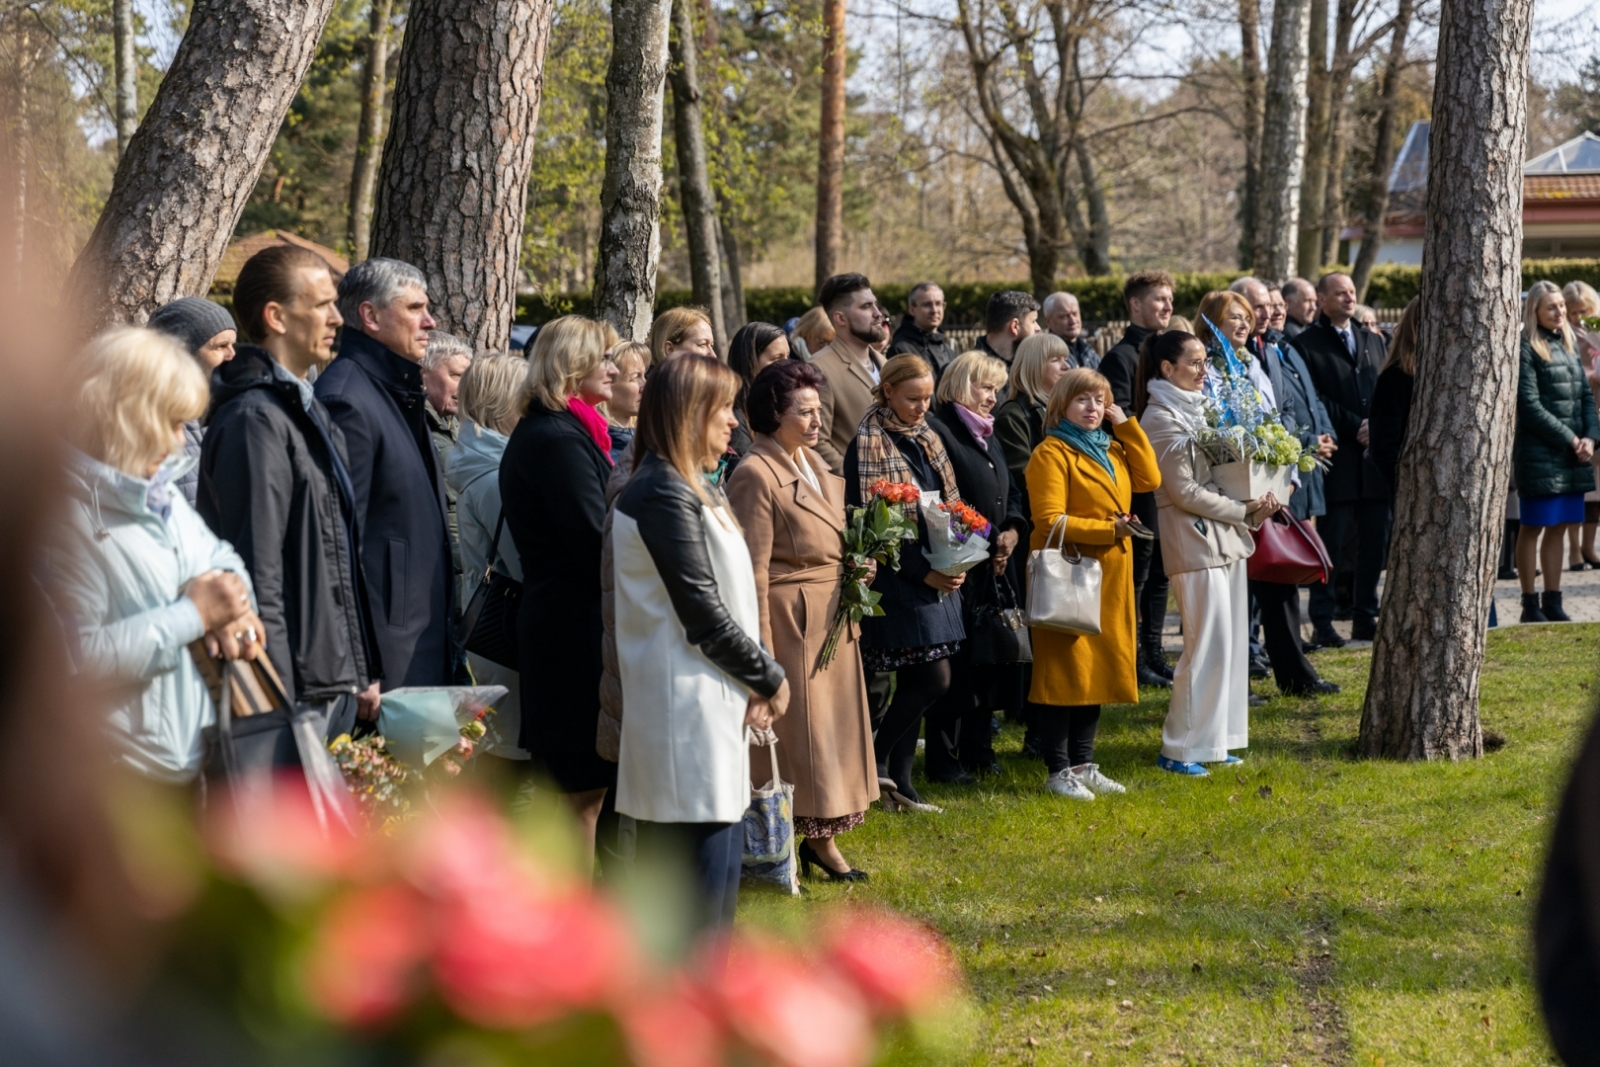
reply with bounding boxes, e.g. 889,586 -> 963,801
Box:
443,352 -> 529,757
48,328 -> 262,784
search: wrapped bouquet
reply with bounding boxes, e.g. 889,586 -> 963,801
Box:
819,479 -> 921,668
920,491 -> 991,579
1196,317 -> 1320,502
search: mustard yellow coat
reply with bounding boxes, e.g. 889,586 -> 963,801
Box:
1025,419 -> 1161,707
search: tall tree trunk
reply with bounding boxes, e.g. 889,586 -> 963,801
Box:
1254,0 -> 1312,280
667,0 -> 725,350
593,0 -> 671,341
346,0 -> 392,262
1319,0 -> 1357,267
718,210 -> 745,333
1349,0 -> 1415,300
112,0 -> 136,157
1237,0 -> 1264,270
66,0 -> 339,328
1074,141 -> 1111,277
370,0 -> 553,352
1297,0 -> 1329,278
815,0 -> 845,292
1358,0 -> 1532,760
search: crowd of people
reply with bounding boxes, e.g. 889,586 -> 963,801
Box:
46,243 -> 1600,925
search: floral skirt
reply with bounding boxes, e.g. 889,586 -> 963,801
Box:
796,810 -> 866,840
860,641 -> 961,673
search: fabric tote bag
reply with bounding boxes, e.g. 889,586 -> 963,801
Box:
1025,515 -> 1104,635
741,729 -> 799,894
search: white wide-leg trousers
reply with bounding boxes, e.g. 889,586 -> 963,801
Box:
1162,557 -> 1250,763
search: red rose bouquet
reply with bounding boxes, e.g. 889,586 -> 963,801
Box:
818,480 -> 920,668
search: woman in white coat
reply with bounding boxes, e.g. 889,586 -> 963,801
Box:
612,355 -> 789,927
1135,330 -> 1282,777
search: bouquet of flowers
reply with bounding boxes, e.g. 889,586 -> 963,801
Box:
818,480 -> 920,669
328,733 -> 414,831
1193,317 -> 1320,501
922,496 -> 992,580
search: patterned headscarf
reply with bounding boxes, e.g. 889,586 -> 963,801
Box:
854,404 -> 962,506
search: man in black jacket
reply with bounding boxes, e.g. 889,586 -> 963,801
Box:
888,282 -> 958,380
1041,291 -> 1099,369
1281,278 -> 1317,340
1101,270 -> 1174,688
199,245 -> 383,732
1291,271 -> 1390,646
316,257 -> 456,687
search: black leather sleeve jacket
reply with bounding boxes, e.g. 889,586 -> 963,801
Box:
615,452 -> 786,699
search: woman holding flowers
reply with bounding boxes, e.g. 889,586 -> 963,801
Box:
727,360 -> 877,881
1025,367 -> 1160,799
1137,331 -> 1282,776
844,353 -> 966,813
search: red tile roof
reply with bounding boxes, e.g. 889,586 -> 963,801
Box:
212,231 -> 349,294
1525,174 -> 1600,200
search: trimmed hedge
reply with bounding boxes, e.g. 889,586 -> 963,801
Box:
516,259 -> 1600,326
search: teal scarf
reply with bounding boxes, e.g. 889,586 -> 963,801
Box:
1047,419 -> 1116,482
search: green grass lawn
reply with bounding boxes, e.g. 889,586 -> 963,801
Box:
744,624 -> 1598,1066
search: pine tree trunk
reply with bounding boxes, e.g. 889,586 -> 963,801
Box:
1296,0 -> 1329,278
346,0 -> 392,262
1237,0 -> 1264,270
667,0 -> 725,350
66,0 -> 339,328
112,0 -> 137,157
1357,0 -> 1532,760
369,0 -> 552,352
593,0 -> 671,342
815,0 -> 845,293
1349,0 -> 1415,299
1254,0 -> 1311,281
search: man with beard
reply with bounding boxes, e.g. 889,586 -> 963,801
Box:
814,272 -> 892,474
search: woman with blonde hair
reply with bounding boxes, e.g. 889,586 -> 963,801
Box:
649,305 -> 716,364
500,316 -> 619,861
605,340 -> 651,464
50,327 -> 262,783
1025,365 -> 1160,797
844,353 -> 966,812
1514,281 -> 1600,621
614,355 -> 788,925
791,306 -> 835,361
1564,281 -> 1600,567
445,352 -> 531,757
996,333 -> 1076,522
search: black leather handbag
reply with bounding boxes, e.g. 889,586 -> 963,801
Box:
970,569 -> 1033,666
455,510 -> 522,670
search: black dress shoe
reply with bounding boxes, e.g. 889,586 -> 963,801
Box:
928,767 -> 977,785
1249,654 -> 1271,678
1310,625 -> 1346,649
1138,664 -> 1173,688
1285,678 -> 1341,696
1248,693 -> 1267,706
1349,626 -> 1376,642
798,840 -> 867,882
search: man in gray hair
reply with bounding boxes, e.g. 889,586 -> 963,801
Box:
1040,291 -> 1098,369
314,258 -> 457,687
421,331 -> 474,590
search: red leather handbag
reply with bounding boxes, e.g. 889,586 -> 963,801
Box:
1247,511 -> 1333,585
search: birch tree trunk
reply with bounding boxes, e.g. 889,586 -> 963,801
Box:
667,0 -> 725,350
593,0 -> 671,342
66,0 -> 339,328
815,0 -> 846,292
1358,0 -> 1532,760
1350,0 -> 1415,299
369,0 -> 552,352
346,0 -> 392,262
1237,0 -> 1264,270
1254,0 -> 1311,281
112,0 -> 137,157
1297,0 -> 1329,278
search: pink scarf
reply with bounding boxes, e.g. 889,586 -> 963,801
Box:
954,402 -> 994,451
568,396 -> 615,465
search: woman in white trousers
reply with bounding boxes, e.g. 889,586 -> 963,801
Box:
1134,330 -> 1283,776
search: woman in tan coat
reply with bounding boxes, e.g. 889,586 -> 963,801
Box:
726,361 -> 877,881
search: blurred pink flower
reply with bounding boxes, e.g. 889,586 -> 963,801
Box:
303,882 -> 432,1027
821,909 -> 961,1019
617,974 -> 725,1067
207,773 -> 369,890
708,937 -> 875,1067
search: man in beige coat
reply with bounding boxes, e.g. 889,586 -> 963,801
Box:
813,272 -> 889,474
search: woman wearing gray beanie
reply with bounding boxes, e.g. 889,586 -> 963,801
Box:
146,296 -> 237,506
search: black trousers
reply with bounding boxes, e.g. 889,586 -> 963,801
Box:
924,649 -> 1000,777
1249,579 -> 1319,693
1310,500 -> 1391,632
1031,703 -> 1101,775
1133,536 -> 1171,658
633,820 -> 742,930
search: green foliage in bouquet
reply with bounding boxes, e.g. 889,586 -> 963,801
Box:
819,481 -> 920,669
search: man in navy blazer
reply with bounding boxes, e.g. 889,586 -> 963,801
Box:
315,258 -> 455,687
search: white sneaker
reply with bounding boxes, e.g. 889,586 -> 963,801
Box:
1073,763 -> 1126,795
1044,769 -> 1095,800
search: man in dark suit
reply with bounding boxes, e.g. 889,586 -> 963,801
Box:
315,257 -> 456,687
1101,270 -> 1175,688
1281,278 -> 1317,340
1291,271 -> 1390,647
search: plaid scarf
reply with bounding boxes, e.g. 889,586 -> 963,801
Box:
854,404 -> 962,506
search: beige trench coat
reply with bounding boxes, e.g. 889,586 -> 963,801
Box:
725,434 -> 876,820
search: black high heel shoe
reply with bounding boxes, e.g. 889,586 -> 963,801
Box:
798,840 -> 868,882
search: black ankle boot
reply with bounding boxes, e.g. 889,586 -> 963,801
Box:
1521,592 -> 1548,623
1542,590 -> 1572,622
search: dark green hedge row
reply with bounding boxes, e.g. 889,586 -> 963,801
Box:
516,259 -> 1600,326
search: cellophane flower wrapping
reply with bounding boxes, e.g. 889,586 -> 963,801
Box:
919,490 -> 991,577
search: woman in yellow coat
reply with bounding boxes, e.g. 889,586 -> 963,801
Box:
1025,367 -> 1160,800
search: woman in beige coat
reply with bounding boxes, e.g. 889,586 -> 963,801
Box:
1136,330 -> 1281,777
726,360 -> 877,881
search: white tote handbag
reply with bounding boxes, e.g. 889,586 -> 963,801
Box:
1025,515 -> 1104,635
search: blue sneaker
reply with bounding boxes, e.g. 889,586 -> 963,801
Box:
1220,754 -> 1244,765
1157,755 -> 1210,777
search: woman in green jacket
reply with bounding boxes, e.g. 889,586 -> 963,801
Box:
1516,280 -> 1600,622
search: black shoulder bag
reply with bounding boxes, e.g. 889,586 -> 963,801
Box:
455,509 -> 522,670
969,568 -> 1033,666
